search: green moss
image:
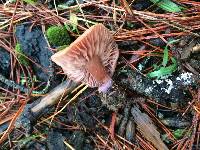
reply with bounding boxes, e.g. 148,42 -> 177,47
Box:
15,43 -> 30,66
46,26 -> 71,47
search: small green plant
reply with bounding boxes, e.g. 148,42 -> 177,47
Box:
15,43 -> 29,66
147,40 -> 179,79
149,0 -> 185,12
173,129 -> 185,139
162,128 -> 186,143
126,21 -> 135,29
17,134 -> 40,148
46,25 -> 71,47
23,0 -> 37,4
20,74 -> 39,87
64,12 -> 97,34
65,12 -> 80,33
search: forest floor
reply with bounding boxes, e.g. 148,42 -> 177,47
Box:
0,0 -> 200,149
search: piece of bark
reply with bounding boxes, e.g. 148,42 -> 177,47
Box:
15,80 -> 77,134
118,69 -> 199,107
131,106 -> 168,150
125,118 -> 136,142
117,103 -> 131,136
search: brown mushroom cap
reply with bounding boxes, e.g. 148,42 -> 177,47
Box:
51,24 -> 119,90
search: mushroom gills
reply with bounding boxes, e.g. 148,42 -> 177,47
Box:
86,55 -> 111,89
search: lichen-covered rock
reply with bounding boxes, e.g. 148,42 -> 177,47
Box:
117,67 -> 199,108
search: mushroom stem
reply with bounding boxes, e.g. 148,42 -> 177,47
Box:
98,79 -> 113,93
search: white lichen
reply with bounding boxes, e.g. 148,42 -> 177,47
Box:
161,79 -> 174,94
176,72 -> 193,85
154,79 -> 163,84
145,86 -> 153,94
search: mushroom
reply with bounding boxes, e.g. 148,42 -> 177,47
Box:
51,24 -> 119,93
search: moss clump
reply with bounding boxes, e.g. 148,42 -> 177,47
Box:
46,26 -> 71,47
15,43 -> 29,66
